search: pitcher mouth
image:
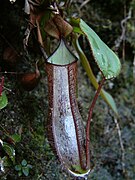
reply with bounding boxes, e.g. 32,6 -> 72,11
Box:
46,39 -> 78,66
45,58 -> 77,66
67,167 -> 91,178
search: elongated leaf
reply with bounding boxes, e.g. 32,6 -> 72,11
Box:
3,143 -> 15,164
0,91 -> 8,110
22,166 -> 29,176
11,134 -> 21,143
72,18 -> 121,79
102,90 -> 117,114
2,156 -> 12,167
73,37 -> 118,115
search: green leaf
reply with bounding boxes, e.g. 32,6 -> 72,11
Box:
70,18 -> 83,34
2,156 -> 12,167
27,164 -> 32,169
80,19 -> 121,79
0,91 -> 8,110
72,18 -> 121,79
21,159 -> 27,166
22,166 -> 29,176
73,37 -> 118,115
18,171 -> 22,176
101,90 -> 118,114
73,26 -> 83,34
11,134 -> 21,143
3,143 -> 15,163
15,164 -> 22,171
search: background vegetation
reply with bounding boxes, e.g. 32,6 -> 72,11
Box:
0,0 -> 135,179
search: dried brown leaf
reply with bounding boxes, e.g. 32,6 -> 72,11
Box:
20,61 -> 40,91
45,15 -> 73,39
44,18 -> 60,39
53,15 -> 73,37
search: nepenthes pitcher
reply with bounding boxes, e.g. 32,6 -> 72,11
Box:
45,39 -> 91,177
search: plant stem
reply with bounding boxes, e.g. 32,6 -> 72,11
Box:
40,45 -> 48,61
0,76 -> 4,95
86,77 -> 105,168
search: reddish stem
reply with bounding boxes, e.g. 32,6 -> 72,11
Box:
0,76 -> 4,96
86,77 -> 106,168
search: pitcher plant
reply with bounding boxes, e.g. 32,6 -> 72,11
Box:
23,1 -> 121,178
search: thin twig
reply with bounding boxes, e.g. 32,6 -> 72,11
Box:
0,33 -> 20,56
79,0 -> 91,10
0,71 -> 23,75
114,118 -> 125,173
115,7 -> 132,51
0,125 -> 10,136
64,0 -> 73,9
40,45 -> 48,61
3,86 -> 15,94
28,0 -> 40,6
